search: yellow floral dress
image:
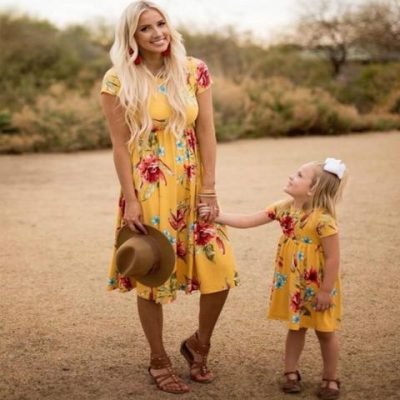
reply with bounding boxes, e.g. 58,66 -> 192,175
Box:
266,201 -> 342,332
101,57 -> 238,304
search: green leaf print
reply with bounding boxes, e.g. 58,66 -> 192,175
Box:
204,244 -> 215,261
301,307 -> 311,316
142,184 -> 156,201
290,258 -> 297,273
148,131 -> 158,148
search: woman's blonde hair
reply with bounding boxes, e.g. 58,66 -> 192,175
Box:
310,162 -> 348,218
110,1 -> 189,141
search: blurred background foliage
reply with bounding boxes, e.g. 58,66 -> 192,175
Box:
1,0 -> 400,153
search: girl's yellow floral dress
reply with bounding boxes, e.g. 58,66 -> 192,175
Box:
266,201 -> 342,332
101,57 -> 238,304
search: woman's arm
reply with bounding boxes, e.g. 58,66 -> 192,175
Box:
315,234 -> 340,311
195,87 -> 216,191
215,210 -> 272,228
101,93 -> 146,233
195,87 -> 219,222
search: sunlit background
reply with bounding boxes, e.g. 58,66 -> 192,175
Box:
0,0 -> 305,40
0,0 -> 399,153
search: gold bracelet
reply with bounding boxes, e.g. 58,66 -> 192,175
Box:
200,189 -> 216,194
198,193 -> 217,197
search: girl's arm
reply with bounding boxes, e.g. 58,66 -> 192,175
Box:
195,87 -> 218,222
315,234 -> 340,311
101,93 -> 146,234
215,211 -> 272,228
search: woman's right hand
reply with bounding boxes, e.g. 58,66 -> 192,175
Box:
123,199 -> 147,234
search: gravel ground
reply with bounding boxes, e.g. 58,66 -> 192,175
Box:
1,131 -> 399,400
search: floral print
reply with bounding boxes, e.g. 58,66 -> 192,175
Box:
195,61 -> 211,89
169,205 -> 188,232
136,154 -> 172,186
266,202 -> 341,331
280,214 -> 296,237
101,57 -> 238,304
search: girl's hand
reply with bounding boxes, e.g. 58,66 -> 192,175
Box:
197,195 -> 219,222
123,199 -> 147,234
314,290 -> 332,312
198,202 -> 210,219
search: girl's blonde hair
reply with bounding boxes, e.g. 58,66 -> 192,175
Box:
110,1 -> 189,141
310,162 -> 348,218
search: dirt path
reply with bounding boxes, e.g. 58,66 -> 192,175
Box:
1,132 -> 399,400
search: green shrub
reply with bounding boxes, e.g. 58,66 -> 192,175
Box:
0,83 -> 110,153
243,77 -> 361,137
334,63 -> 400,113
0,110 -> 19,134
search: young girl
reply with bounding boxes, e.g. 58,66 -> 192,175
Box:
201,158 -> 347,400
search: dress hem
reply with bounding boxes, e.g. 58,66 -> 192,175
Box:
268,315 -> 341,332
106,281 -> 239,304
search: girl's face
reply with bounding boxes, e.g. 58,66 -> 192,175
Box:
284,162 -> 316,200
134,9 -> 170,56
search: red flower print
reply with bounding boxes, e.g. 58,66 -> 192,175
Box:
194,221 -> 216,246
118,276 -> 133,291
185,129 -> 197,152
184,164 -> 196,180
216,236 -> 225,254
267,210 -> 276,220
290,291 -> 302,312
196,62 -> 211,89
280,215 -> 296,237
304,268 -> 320,286
176,240 -> 187,259
169,207 -> 187,231
136,154 -> 169,186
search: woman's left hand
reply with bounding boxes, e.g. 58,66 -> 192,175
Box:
314,290 -> 332,312
197,195 -> 219,223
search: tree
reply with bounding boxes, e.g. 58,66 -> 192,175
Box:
294,0 -> 357,77
354,0 -> 400,60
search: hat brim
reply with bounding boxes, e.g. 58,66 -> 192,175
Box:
116,224 -> 175,287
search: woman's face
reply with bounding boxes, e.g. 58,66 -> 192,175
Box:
134,8 -> 170,55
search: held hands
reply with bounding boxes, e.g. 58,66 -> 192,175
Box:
197,191 -> 219,222
123,199 -> 147,234
314,290 -> 332,312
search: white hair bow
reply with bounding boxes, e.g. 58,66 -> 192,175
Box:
323,158 -> 346,179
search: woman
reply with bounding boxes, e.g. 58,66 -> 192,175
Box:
101,0 -> 238,394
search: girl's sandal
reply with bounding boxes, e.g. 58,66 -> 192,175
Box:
180,331 -> 215,383
317,378 -> 341,400
148,355 -> 191,394
281,370 -> 302,393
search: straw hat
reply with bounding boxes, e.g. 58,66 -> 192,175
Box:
115,224 -> 175,287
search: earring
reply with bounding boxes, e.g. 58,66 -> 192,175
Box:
129,48 -> 141,65
161,44 -> 171,57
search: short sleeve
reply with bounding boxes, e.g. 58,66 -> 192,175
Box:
187,57 -> 212,94
265,200 -> 291,222
316,213 -> 338,238
101,68 -> 121,97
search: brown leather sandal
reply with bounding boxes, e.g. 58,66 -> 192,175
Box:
317,378 -> 341,400
180,331 -> 214,383
281,370 -> 302,393
148,354 -> 191,394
